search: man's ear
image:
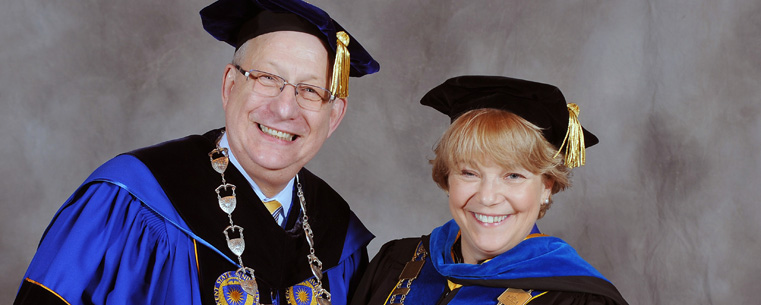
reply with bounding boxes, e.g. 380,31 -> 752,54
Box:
221,64 -> 237,109
327,97 -> 347,137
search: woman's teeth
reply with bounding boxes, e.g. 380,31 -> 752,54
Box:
260,124 -> 295,141
474,213 -> 507,224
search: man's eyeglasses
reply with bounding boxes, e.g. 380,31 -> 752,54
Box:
234,65 -> 335,111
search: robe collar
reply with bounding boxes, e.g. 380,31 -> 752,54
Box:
429,220 -> 609,283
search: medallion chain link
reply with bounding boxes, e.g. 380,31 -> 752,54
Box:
210,145 -> 261,305
297,176 -> 331,305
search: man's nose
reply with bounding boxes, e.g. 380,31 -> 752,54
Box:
270,83 -> 301,118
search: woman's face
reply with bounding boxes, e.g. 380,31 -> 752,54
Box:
448,158 -> 552,264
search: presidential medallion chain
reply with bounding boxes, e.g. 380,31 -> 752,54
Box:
209,135 -> 331,305
209,145 -> 261,304
296,175 -> 331,305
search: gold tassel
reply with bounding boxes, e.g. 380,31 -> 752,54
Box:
554,103 -> 586,168
329,31 -> 350,99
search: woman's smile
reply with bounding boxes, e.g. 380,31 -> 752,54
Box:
472,212 -> 509,224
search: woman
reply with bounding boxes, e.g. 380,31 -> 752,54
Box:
351,76 -> 628,304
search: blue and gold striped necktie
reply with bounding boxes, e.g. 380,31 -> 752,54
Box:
263,200 -> 284,224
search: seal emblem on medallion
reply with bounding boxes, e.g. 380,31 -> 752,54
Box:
215,271 -> 258,305
286,278 -> 320,305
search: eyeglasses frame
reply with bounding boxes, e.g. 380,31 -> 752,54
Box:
233,65 -> 336,111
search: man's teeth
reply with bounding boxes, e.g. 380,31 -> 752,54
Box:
474,213 -> 507,224
260,125 -> 295,141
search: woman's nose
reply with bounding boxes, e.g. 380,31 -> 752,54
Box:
477,180 -> 502,206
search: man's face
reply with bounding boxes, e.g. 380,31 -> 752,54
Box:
222,31 -> 346,190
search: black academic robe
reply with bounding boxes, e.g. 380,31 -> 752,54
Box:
352,221 -> 628,305
15,129 -> 373,305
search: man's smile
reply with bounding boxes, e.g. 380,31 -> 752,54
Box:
259,123 -> 297,141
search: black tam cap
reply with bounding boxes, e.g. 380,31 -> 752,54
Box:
200,0 -> 379,82
421,75 -> 599,167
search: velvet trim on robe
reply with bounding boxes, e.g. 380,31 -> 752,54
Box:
15,130 -> 374,305
351,220 -> 628,305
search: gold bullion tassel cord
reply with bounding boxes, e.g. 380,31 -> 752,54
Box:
330,31 -> 350,99
554,103 -> 586,168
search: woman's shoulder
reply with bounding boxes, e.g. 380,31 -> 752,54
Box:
376,236 -> 427,259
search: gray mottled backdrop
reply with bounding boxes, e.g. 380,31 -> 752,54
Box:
2,1 -> 760,304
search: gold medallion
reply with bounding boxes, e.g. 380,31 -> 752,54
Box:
497,288 -> 532,305
214,271 -> 258,305
286,278 -> 320,305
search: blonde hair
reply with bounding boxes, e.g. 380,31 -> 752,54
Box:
431,108 -> 571,218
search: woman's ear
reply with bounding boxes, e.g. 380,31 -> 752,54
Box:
542,176 -> 555,200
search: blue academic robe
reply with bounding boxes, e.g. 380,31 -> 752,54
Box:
15,130 -> 374,305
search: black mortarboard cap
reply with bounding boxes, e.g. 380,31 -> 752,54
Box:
200,0 -> 380,78
421,75 -> 599,167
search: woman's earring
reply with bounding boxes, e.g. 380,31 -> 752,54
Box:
538,198 -> 552,219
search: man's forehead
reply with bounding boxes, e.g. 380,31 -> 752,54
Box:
240,31 -> 330,65
240,32 -> 331,82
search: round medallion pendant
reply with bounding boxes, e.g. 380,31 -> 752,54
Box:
214,271 -> 259,305
286,278 -> 320,305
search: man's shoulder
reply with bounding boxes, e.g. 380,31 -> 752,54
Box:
297,167 -> 348,206
77,129 -> 224,229
122,129 -> 223,194
82,154 -> 183,219
127,129 -> 222,163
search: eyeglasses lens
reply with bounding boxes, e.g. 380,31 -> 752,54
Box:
248,70 -> 331,111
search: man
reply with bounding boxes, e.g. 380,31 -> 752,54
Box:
14,0 -> 379,304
